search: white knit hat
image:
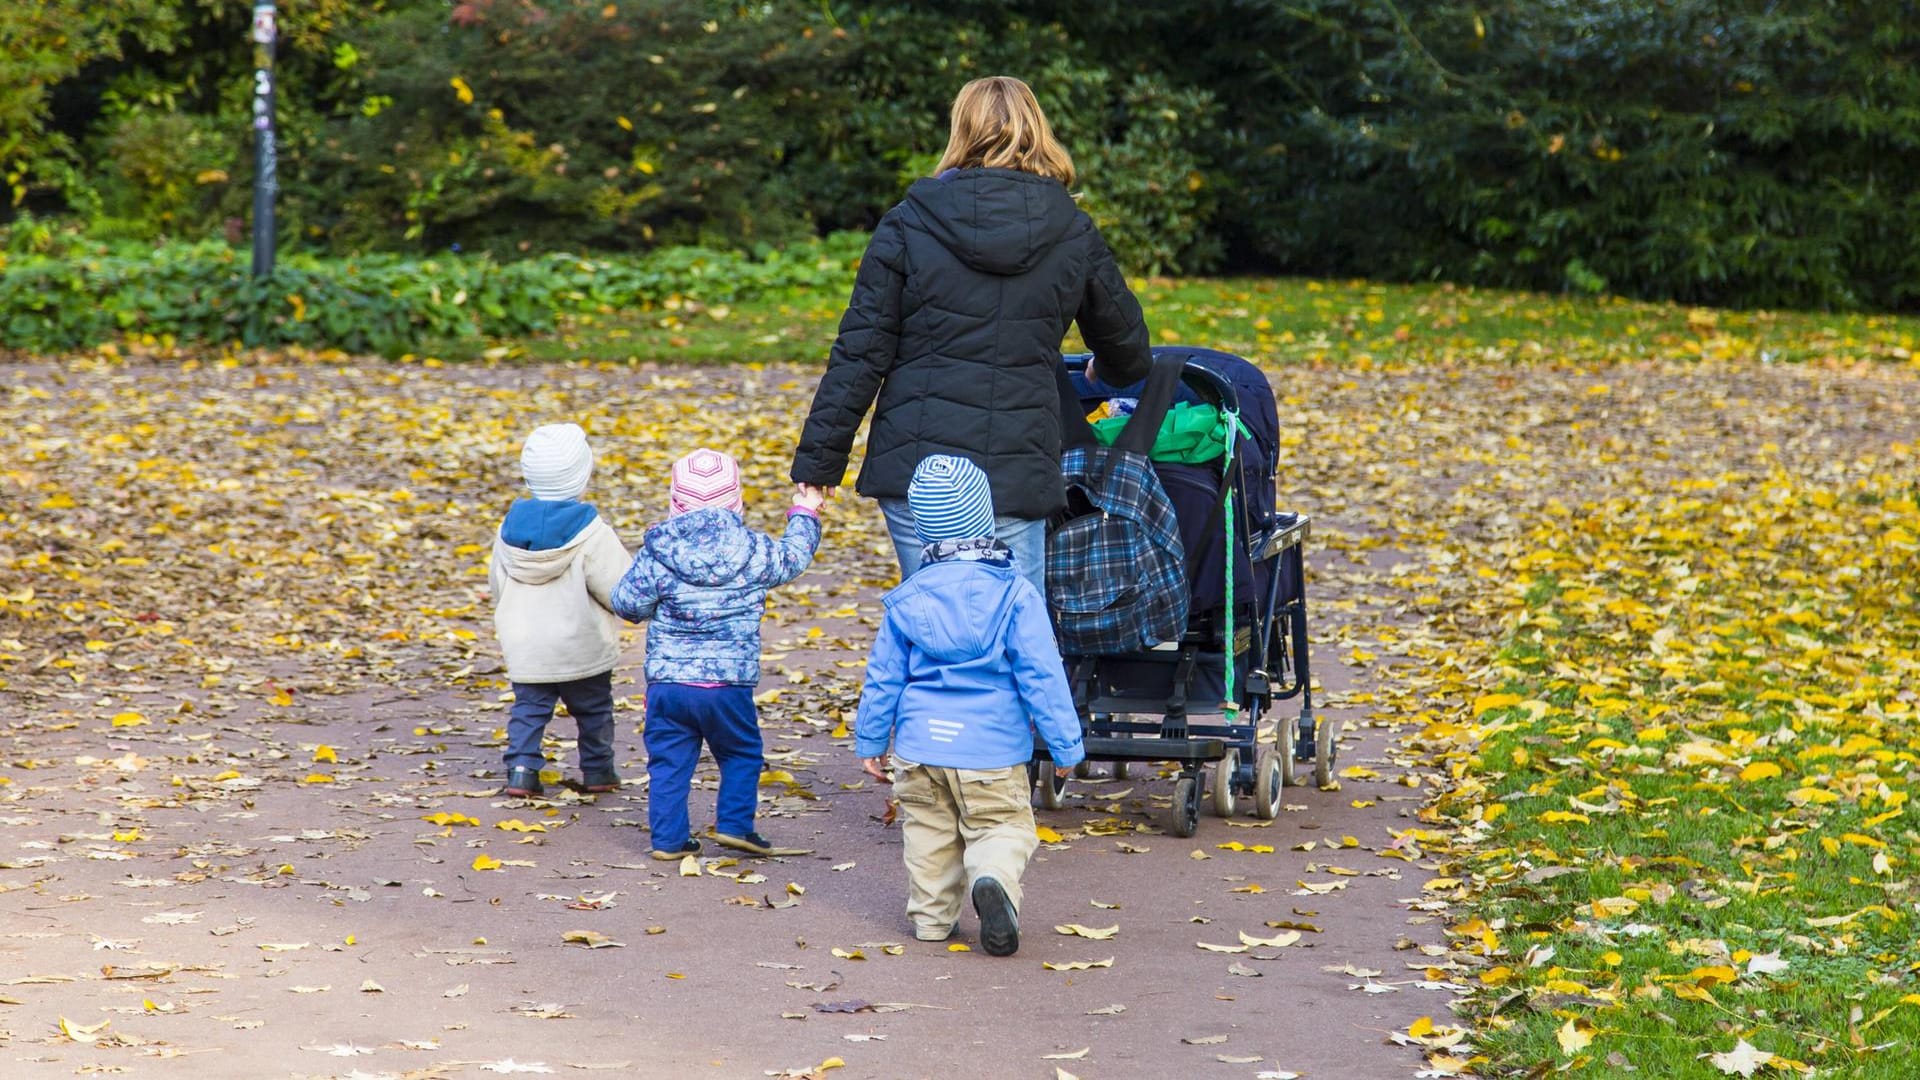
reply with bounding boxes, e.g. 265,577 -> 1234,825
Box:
520,423 -> 594,501
908,454 -> 995,544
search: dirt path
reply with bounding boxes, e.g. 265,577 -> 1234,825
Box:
0,355 -> 1469,1079
1,564 -> 1449,1080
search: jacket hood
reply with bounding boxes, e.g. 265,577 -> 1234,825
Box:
495,502 -> 600,585
644,508 -> 752,587
501,498 -> 599,552
884,559 -> 1022,663
903,168 -> 1080,276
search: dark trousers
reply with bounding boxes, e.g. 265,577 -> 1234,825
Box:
643,683 -> 761,848
507,671 -> 616,778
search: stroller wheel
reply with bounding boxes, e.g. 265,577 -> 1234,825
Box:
1169,775 -> 1200,838
1037,768 -> 1070,811
1209,748 -> 1240,818
1279,726 -> 1299,788
1313,713 -> 1343,789
1106,724 -> 1133,779
1073,760 -> 1095,780
1253,750 -> 1283,820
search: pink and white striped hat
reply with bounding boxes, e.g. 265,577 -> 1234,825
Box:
669,448 -> 745,516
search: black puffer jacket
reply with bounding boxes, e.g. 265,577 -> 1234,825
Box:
791,168 -> 1151,520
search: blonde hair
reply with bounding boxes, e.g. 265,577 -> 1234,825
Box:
934,76 -> 1075,187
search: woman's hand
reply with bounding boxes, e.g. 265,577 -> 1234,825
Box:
794,483 -> 828,511
862,754 -> 892,783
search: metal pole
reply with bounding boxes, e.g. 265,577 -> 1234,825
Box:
250,1 -> 278,277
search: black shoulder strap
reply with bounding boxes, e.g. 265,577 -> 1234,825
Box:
1185,439 -> 1238,581
1112,352 -> 1185,456
1056,363 -> 1099,451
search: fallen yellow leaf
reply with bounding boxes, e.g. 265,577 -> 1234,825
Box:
1556,1016 -> 1596,1055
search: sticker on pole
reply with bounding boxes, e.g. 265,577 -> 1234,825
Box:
252,5 -> 277,45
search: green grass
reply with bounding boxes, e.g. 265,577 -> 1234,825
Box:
1428,469 -> 1920,1077
1137,277 -> 1920,363
1461,709 -> 1919,1077
425,290 -> 844,365
440,275 -> 1920,368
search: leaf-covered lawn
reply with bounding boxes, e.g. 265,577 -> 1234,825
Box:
474,275 -> 1919,370
1324,358 -> 1918,1077
1412,432 -> 1920,1077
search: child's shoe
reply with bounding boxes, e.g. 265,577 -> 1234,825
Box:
914,924 -> 954,943
972,876 -> 1019,957
503,767 -> 543,798
650,838 -> 700,862
713,830 -> 777,856
580,771 -> 621,794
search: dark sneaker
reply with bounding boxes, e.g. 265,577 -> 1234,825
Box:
503,767 -> 543,798
650,838 -> 700,862
580,772 -> 621,794
972,876 -> 1019,957
712,830 -> 777,856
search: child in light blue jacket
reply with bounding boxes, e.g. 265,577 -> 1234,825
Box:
854,455 -> 1083,956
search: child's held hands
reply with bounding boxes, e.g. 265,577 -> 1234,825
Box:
794,483 -> 828,512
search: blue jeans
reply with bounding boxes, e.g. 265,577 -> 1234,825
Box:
643,683 -> 762,847
507,672 -> 616,778
878,498 -> 1047,595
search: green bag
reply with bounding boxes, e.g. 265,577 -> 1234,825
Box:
1089,400 -> 1243,463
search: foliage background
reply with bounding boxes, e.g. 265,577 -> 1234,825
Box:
4,0 -> 1918,309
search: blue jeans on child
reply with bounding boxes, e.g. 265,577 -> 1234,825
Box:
507,672 -> 616,778
877,498 -> 1046,594
643,682 -> 762,848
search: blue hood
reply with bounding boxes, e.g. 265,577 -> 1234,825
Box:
644,508 -> 752,587
885,560 -> 1022,662
853,554 -> 1084,770
501,499 -> 599,551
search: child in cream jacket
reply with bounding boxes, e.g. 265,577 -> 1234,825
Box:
489,423 -> 631,797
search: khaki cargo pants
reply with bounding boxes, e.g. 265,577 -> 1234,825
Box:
892,761 -> 1038,939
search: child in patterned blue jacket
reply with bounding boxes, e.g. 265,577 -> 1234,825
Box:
611,449 -> 825,860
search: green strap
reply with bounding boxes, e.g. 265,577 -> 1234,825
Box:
1221,408 -> 1239,703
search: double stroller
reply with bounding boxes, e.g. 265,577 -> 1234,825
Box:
1030,346 -> 1330,837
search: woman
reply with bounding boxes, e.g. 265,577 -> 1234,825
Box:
790,75 -> 1152,591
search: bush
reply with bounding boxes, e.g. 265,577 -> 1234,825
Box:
307,0 -> 853,255
797,7 -> 1225,274
91,110 -> 237,240
11,0 -> 1919,310
1077,74 -> 1223,276
1371,1 -> 1920,311
1014,0 -> 1920,310
0,2 -> 183,216
0,233 -> 866,357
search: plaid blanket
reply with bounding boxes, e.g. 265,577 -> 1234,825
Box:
1046,444 -> 1189,654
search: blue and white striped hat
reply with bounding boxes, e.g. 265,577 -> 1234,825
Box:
908,454 -> 996,544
